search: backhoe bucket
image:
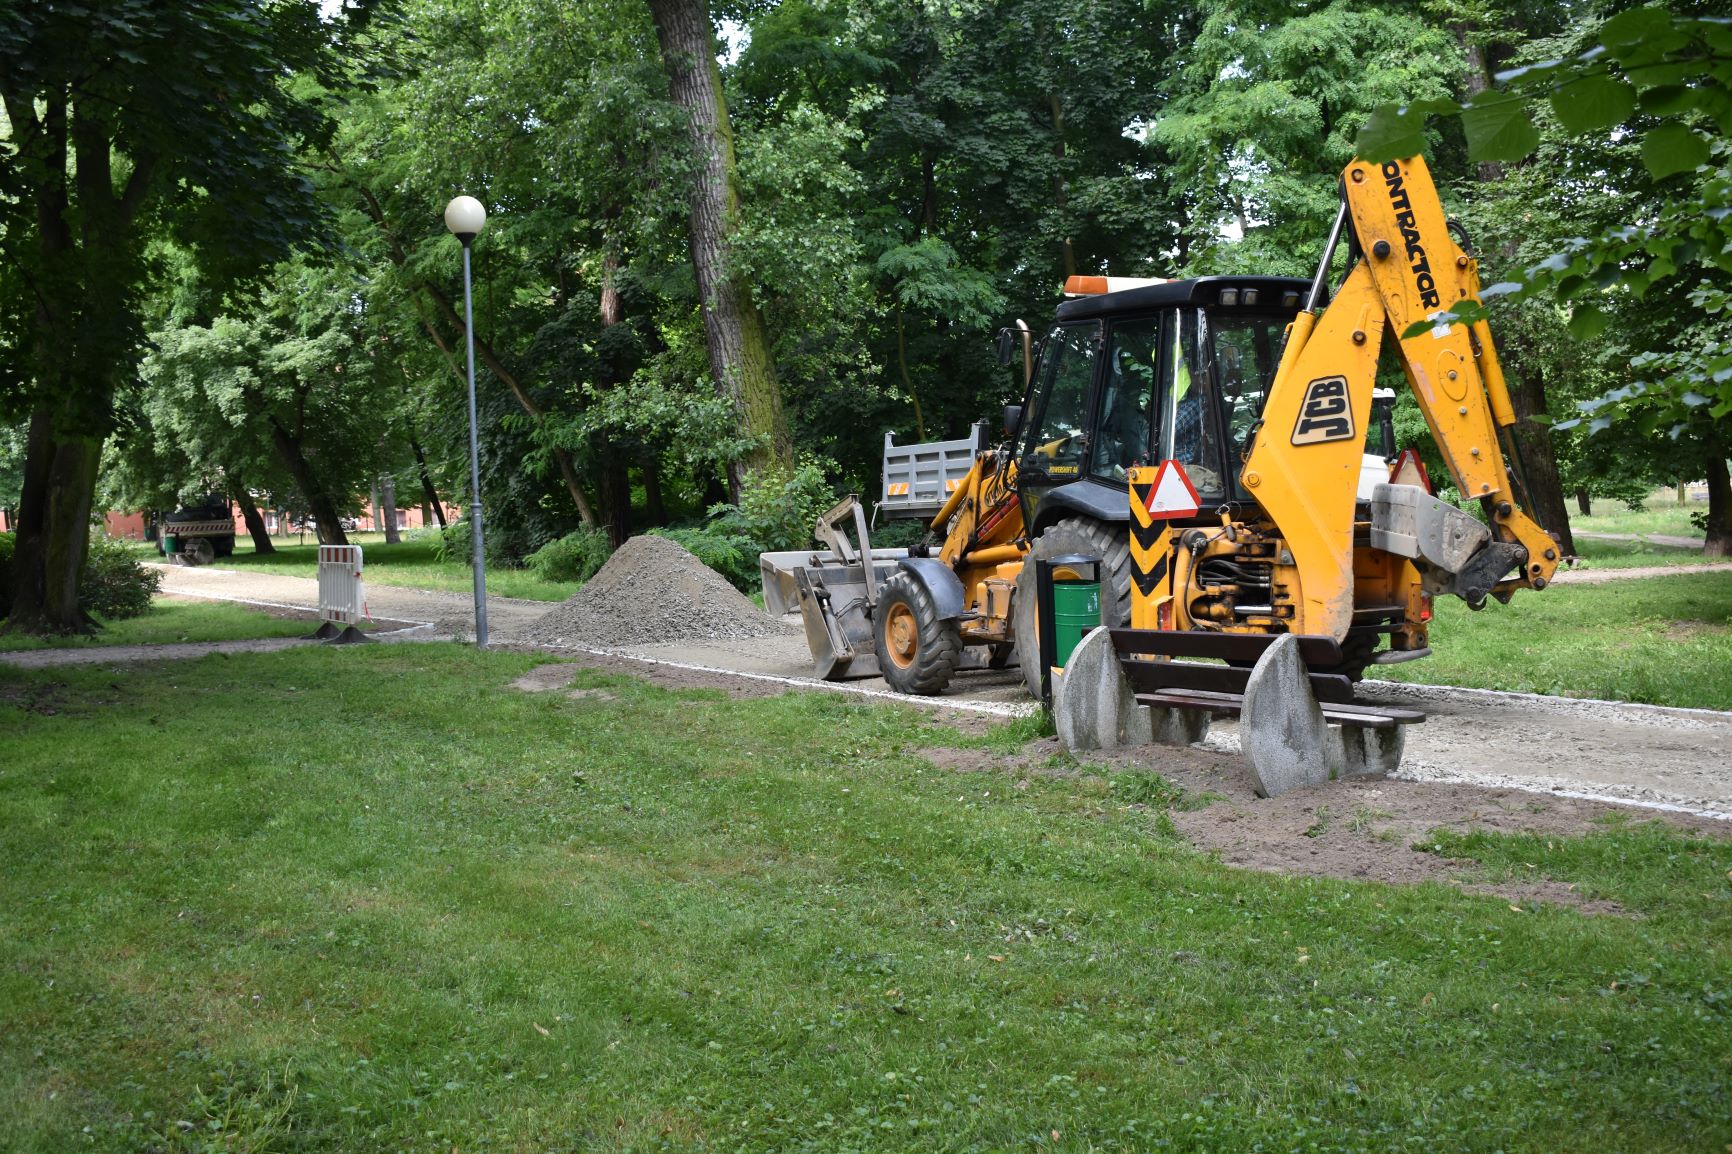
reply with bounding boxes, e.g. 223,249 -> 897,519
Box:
758,497 -> 909,681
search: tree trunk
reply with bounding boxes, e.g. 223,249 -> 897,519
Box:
1704,454 -> 1731,559
4,410 -> 99,635
595,240 -> 631,548
647,0 -> 792,497
1048,91 -> 1077,281
642,456 -> 667,526
234,488 -> 276,554
1575,488 -> 1591,518
895,311 -> 926,441
1506,367 -> 1575,555
380,474 -> 402,545
2,89 -> 151,635
409,432 -> 446,528
1452,28 -> 1570,554
267,417 -> 349,546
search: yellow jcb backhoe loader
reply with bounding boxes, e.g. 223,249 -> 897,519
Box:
763,153 -> 1555,700
1109,152 -> 1558,697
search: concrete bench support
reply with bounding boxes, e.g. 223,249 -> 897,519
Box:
1054,627 -> 1209,752
1241,634 -> 1404,797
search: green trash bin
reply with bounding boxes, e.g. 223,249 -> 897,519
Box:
1047,553 -> 1102,668
161,533 -> 180,556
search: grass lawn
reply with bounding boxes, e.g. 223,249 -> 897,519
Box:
141,533 -> 579,602
4,644 -> 1730,1152
1570,490 -> 1705,540
0,597 -> 318,652
1374,572 -> 1732,709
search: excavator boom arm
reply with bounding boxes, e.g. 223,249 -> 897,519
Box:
1243,155 -> 1559,641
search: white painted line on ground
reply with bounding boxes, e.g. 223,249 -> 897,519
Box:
1202,727 -> 1732,821
533,641 -> 1041,719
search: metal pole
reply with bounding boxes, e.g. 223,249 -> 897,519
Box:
461,239 -> 489,647
1304,201 -> 1350,313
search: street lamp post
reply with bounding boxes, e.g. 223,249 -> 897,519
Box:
444,195 -> 490,647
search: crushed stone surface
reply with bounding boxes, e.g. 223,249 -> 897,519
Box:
1552,561 -> 1732,583
519,535 -> 797,649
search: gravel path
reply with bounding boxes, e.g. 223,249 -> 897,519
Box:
147,562 -> 551,640
85,561 -> 1732,819
1575,530 -> 1706,550
0,636 -> 323,669
1551,561 -> 1732,583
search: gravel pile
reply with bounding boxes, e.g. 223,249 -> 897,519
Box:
521,534 -> 797,648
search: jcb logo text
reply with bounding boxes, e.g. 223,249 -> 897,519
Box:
1291,376 -> 1355,446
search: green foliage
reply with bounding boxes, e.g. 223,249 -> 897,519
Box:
435,519 -> 471,566
78,534 -> 163,621
1357,8 -> 1732,432
524,528 -> 613,585
648,526 -> 761,592
707,457 -> 838,553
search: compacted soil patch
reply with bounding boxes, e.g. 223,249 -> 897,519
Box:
920,734 -> 1729,913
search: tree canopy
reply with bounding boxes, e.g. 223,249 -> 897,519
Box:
3,0 -> 1729,629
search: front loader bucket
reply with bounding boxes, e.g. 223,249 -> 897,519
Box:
759,548 -> 908,680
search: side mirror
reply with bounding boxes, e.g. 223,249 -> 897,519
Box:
994,327 -> 1016,368
1002,404 -> 1023,440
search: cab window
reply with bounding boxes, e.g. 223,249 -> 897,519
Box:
1203,312 -> 1288,501
1159,310 -> 1227,501
1090,317 -> 1160,482
1019,322 -> 1098,478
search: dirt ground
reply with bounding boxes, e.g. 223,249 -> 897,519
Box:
508,656 -> 1727,913
918,737 -> 1729,914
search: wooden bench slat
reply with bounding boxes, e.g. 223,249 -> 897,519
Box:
1134,691 -> 1419,729
1119,658 -> 1355,704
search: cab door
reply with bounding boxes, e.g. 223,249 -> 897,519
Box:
1015,321 -> 1101,530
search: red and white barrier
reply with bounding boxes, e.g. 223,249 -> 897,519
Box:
317,545 -> 370,627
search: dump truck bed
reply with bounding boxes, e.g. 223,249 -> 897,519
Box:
879,422 -> 989,521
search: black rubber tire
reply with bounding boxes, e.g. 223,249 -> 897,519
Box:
1012,517 -> 1132,696
874,570 -> 963,695
987,643 -> 1015,669
1320,632 -> 1378,683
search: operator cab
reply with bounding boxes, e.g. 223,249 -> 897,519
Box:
1011,275 -> 1309,534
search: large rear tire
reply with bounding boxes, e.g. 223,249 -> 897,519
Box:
1012,517 -> 1132,697
1319,631 -> 1378,683
874,570 -> 963,695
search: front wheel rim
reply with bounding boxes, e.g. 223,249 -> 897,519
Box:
884,603 -> 919,668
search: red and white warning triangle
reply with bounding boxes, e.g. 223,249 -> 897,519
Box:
1144,459 -> 1201,519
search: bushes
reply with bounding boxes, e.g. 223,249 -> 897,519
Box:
80,533 -> 162,619
524,527 -> 613,584
708,458 -> 837,553
0,531 -> 161,623
649,526 -> 760,592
